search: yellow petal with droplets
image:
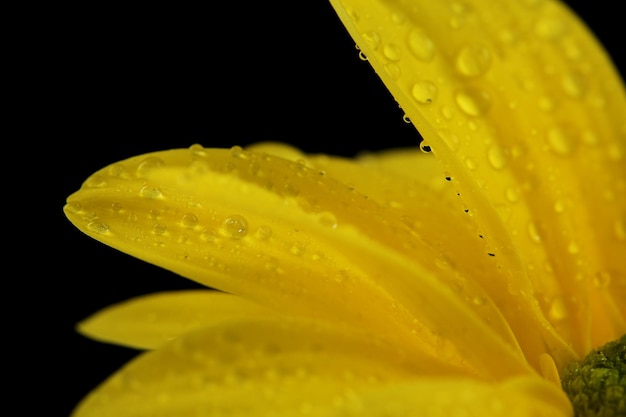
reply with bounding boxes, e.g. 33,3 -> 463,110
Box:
78,290 -> 279,349
64,146 -> 534,379
71,319 -> 571,417
249,142 -> 576,374
328,0 -> 626,361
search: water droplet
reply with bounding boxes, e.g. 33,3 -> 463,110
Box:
362,31 -> 381,50
546,127 -> 574,155
456,44 -> 492,77
561,72 -> 586,98
411,80 -> 438,104
65,201 -> 82,214
553,200 -> 566,213
111,202 -> 123,212
420,142 -> 432,153
472,295 -> 486,306
528,221 -> 542,243
136,157 -> 165,177
505,187 -> 519,203
384,62 -> 401,80
140,185 -> 163,199
567,241 -> 580,255
318,212 -> 338,228
189,143 -> 207,157
382,43 -> 400,61
282,183 -> 299,197
407,30 -> 436,61
152,223 -> 167,235
464,157 -> 477,170
548,297 -> 568,321
534,17 -> 565,39
593,271 -> 611,289
182,213 -> 198,228
487,145 -> 507,169
290,242 -> 305,256
108,163 -> 129,179
455,88 -> 492,116
255,225 -> 273,240
221,215 -> 248,239
538,96 -> 556,112
87,221 -> 109,234
229,145 -> 248,159
85,175 -> 106,188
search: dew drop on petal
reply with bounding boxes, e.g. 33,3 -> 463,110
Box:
362,30 -> 381,50
546,127 -> 574,155
407,30 -> 436,61
182,213 -> 199,228
593,271 -> 611,289
140,185 -> 163,199
152,223 -> 167,235
567,241 -> 580,255
65,201 -> 82,214
455,88 -> 492,116
382,43 -> 400,61
221,215 -> 248,239
87,221 -> 109,234
136,157 -> 165,177
255,225 -> 273,240
189,143 -> 207,157
455,44 -> 492,77
411,80 -> 438,104
318,212 -> 338,228
548,297 -> 568,321
487,145 -> 507,169
614,219 -> 626,241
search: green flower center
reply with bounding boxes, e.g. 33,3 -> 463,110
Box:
561,335 -> 625,417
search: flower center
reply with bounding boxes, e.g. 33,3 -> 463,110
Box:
561,335 -> 625,417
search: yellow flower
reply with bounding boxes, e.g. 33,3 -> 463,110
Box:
65,0 -> 625,416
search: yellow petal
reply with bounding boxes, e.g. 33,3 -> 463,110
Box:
328,0 -> 626,361
71,319 -> 571,417
65,146 -> 533,378
78,290 -> 279,349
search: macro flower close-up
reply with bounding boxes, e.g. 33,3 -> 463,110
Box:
64,0 -> 625,416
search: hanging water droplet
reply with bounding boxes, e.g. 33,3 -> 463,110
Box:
407,30 -> 436,61
140,185 -> 163,199
87,221 -> 109,234
221,215 -> 248,239
229,145 -> 248,159
456,88 -> 492,116
456,44 -> 492,77
411,80 -> 438,104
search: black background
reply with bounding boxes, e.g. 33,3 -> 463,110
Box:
29,2 -> 623,415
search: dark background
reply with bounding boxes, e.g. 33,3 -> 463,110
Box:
33,2 -> 622,415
